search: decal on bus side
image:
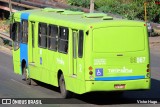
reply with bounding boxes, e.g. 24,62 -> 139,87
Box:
40,49 -> 42,55
108,67 -> 133,74
56,58 -> 64,65
79,64 -> 82,72
137,57 -> 146,63
94,59 -> 106,65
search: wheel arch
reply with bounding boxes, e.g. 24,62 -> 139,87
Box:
57,69 -> 63,87
21,59 -> 26,75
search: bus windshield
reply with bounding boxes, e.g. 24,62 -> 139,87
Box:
93,26 -> 145,53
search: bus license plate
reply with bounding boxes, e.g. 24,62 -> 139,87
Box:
114,84 -> 125,89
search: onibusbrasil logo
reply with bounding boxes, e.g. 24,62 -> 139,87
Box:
2,99 -> 42,104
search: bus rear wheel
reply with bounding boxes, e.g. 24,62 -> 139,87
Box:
23,66 -> 31,85
59,74 -> 72,98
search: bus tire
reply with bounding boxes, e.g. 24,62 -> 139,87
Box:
23,66 -> 31,85
59,74 -> 72,98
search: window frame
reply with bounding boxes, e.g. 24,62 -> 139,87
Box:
11,22 -> 21,51
21,20 -> 28,44
11,22 -> 21,42
47,24 -> 58,51
58,26 -> 69,54
78,30 -> 84,58
38,22 -> 47,48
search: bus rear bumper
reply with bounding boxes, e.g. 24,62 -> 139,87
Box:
85,79 -> 150,92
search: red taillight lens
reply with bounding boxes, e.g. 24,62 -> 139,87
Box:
147,69 -> 150,72
89,66 -> 93,71
89,71 -> 93,75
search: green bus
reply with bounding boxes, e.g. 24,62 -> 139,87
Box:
10,8 -> 150,98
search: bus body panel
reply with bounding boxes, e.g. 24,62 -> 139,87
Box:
28,22 -> 42,81
12,15 -> 21,74
20,13 -> 30,74
85,79 -> 150,92
12,48 -> 21,74
84,24 -> 150,92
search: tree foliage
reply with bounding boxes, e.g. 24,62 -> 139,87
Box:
67,0 -> 160,23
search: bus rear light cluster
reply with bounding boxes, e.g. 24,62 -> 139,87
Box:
146,73 -> 150,78
89,66 -> 93,75
89,71 -> 93,75
89,66 -> 93,80
147,69 -> 150,72
89,66 -> 93,71
147,64 -> 150,72
90,76 -> 93,80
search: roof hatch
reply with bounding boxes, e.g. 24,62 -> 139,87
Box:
103,16 -> 113,20
83,13 -> 113,20
42,8 -> 64,13
83,13 -> 107,18
61,11 -> 84,15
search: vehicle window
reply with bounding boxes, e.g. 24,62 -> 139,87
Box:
22,20 -> 28,43
38,23 -> 47,48
58,27 -> 69,54
12,22 -> 21,42
48,25 -> 58,51
78,30 -> 84,58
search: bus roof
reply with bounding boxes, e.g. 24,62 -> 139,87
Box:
14,8 -> 145,30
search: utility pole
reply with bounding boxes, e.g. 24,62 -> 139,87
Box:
90,0 -> 94,13
144,2 -> 147,22
9,0 -> 12,15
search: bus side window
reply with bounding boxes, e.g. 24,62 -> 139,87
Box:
48,24 -> 58,51
11,22 -> 21,42
78,30 -> 84,58
58,27 -> 69,54
11,22 -> 21,51
38,23 -> 47,48
22,20 -> 28,44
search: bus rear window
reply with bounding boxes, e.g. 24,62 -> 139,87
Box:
93,27 -> 145,53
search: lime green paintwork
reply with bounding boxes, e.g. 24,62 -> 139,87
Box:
12,8 -> 150,94
85,79 -> 150,92
12,14 -> 21,74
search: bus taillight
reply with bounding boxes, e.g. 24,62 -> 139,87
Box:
89,71 -> 93,75
147,64 -> 150,72
89,66 -> 93,71
147,69 -> 150,72
89,66 -> 93,75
